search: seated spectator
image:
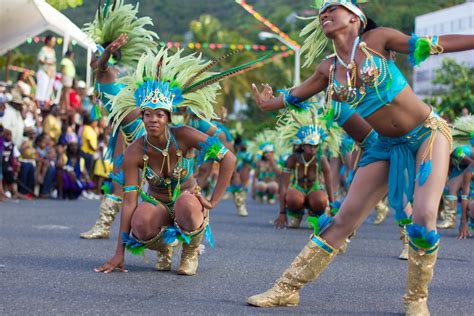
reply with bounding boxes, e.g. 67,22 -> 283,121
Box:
43,104 -> 62,143
80,113 -> 98,176
62,142 -> 94,200
18,127 -> 37,198
2,128 -> 21,199
0,124 -> 5,201
92,133 -> 112,197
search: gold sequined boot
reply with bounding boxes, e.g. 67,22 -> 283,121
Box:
234,190 -> 248,217
247,235 -> 338,307
338,239 -> 347,254
177,231 -> 205,276
374,200 -> 389,225
404,247 -> 438,316
80,195 -> 122,239
152,241 -> 176,271
399,226 -> 409,260
437,195 -> 457,229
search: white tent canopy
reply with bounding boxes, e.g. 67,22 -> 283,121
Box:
0,0 -> 95,86
0,0 -> 95,54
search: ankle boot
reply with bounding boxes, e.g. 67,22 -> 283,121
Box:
403,247 -> 438,316
177,231 -> 205,276
247,235 -> 337,307
437,195 -> 457,229
234,190 -> 248,217
152,241 -> 176,271
374,200 -> 389,225
399,226 -> 408,260
80,195 -> 122,239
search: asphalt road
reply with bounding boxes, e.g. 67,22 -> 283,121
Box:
1,197 -> 473,315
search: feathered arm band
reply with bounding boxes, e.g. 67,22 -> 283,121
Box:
278,89 -> 314,113
197,136 -> 229,165
408,33 -> 444,66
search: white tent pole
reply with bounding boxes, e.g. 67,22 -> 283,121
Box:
62,32 -> 70,55
86,47 -> 92,89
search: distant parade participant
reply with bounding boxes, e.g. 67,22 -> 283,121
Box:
438,115 -> 473,229
451,115 -> 474,239
250,131 -> 281,205
247,1 -> 473,313
229,135 -> 253,216
274,109 -> 339,229
80,0 -> 158,239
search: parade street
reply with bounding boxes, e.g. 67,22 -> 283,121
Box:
1,198 -> 473,315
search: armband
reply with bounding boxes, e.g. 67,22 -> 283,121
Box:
123,185 -> 139,193
197,136 -> 229,165
408,33 -> 444,66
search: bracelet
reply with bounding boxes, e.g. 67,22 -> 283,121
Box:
461,195 -> 470,200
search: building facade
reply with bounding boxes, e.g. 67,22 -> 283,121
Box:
413,0 -> 474,97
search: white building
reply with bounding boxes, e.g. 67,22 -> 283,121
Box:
413,0 -> 474,97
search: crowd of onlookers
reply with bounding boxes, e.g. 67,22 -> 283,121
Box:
0,36 -> 112,202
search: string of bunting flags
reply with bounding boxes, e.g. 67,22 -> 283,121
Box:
158,41 -> 295,52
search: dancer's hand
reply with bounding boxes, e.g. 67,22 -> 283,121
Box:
194,192 -> 214,210
94,254 -> 128,273
457,222 -> 471,239
106,34 -> 128,53
252,83 -> 274,109
274,214 -> 287,229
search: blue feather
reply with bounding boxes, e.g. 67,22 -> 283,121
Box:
205,225 -> 214,248
416,160 -> 432,186
109,170 -> 124,186
114,154 -> 124,169
406,223 -> 440,249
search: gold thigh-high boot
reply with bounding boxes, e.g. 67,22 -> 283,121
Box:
80,195 -> 122,239
404,246 -> 438,316
399,226 -> 409,260
247,235 -> 338,307
437,195 -> 457,229
373,199 -> 389,225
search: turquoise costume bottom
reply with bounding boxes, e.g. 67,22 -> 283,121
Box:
358,113 -> 451,224
106,118 -> 146,160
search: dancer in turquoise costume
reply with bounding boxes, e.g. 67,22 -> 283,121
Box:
81,0 -> 159,239
247,1 -> 474,314
229,132 -> 253,216
275,109 -> 339,229
94,49 -> 241,274
249,130 -> 281,205
451,115 -> 474,239
438,115 -> 474,229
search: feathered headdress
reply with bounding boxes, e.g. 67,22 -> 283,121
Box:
300,0 -> 368,67
83,0 -> 159,69
248,129 -> 285,160
451,115 -> 474,148
109,47 -> 269,134
277,107 -> 341,156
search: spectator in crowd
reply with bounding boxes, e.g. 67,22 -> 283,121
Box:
16,72 -> 40,129
80,113 -> 98,176
60,50 -> 76,112
34,132 -> 55,198
43,104 -> 62,143
1,89 -> 26,148
2,128 -> 20,199
62,142 -> 94,200
0,124 -> 5,201
35,35 -> 57,110
18,127 -> 37,199
76,81 -> 93,114
92,133 -> 112,196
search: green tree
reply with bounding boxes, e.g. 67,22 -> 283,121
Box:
428,58 -> 474,120
47,0 -> 83,11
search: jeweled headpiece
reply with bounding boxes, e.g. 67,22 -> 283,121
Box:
319,0 -> 367,28
277,107 -> 341,154
109,48 -> 269,134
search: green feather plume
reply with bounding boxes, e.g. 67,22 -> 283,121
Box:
125,244 -> 146,256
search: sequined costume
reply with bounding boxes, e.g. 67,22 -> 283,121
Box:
248,1 -> 450,312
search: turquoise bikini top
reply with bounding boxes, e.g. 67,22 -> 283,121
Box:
143,132 -> 194,190
95,81 -> 126,114
331,45 -> 408,118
